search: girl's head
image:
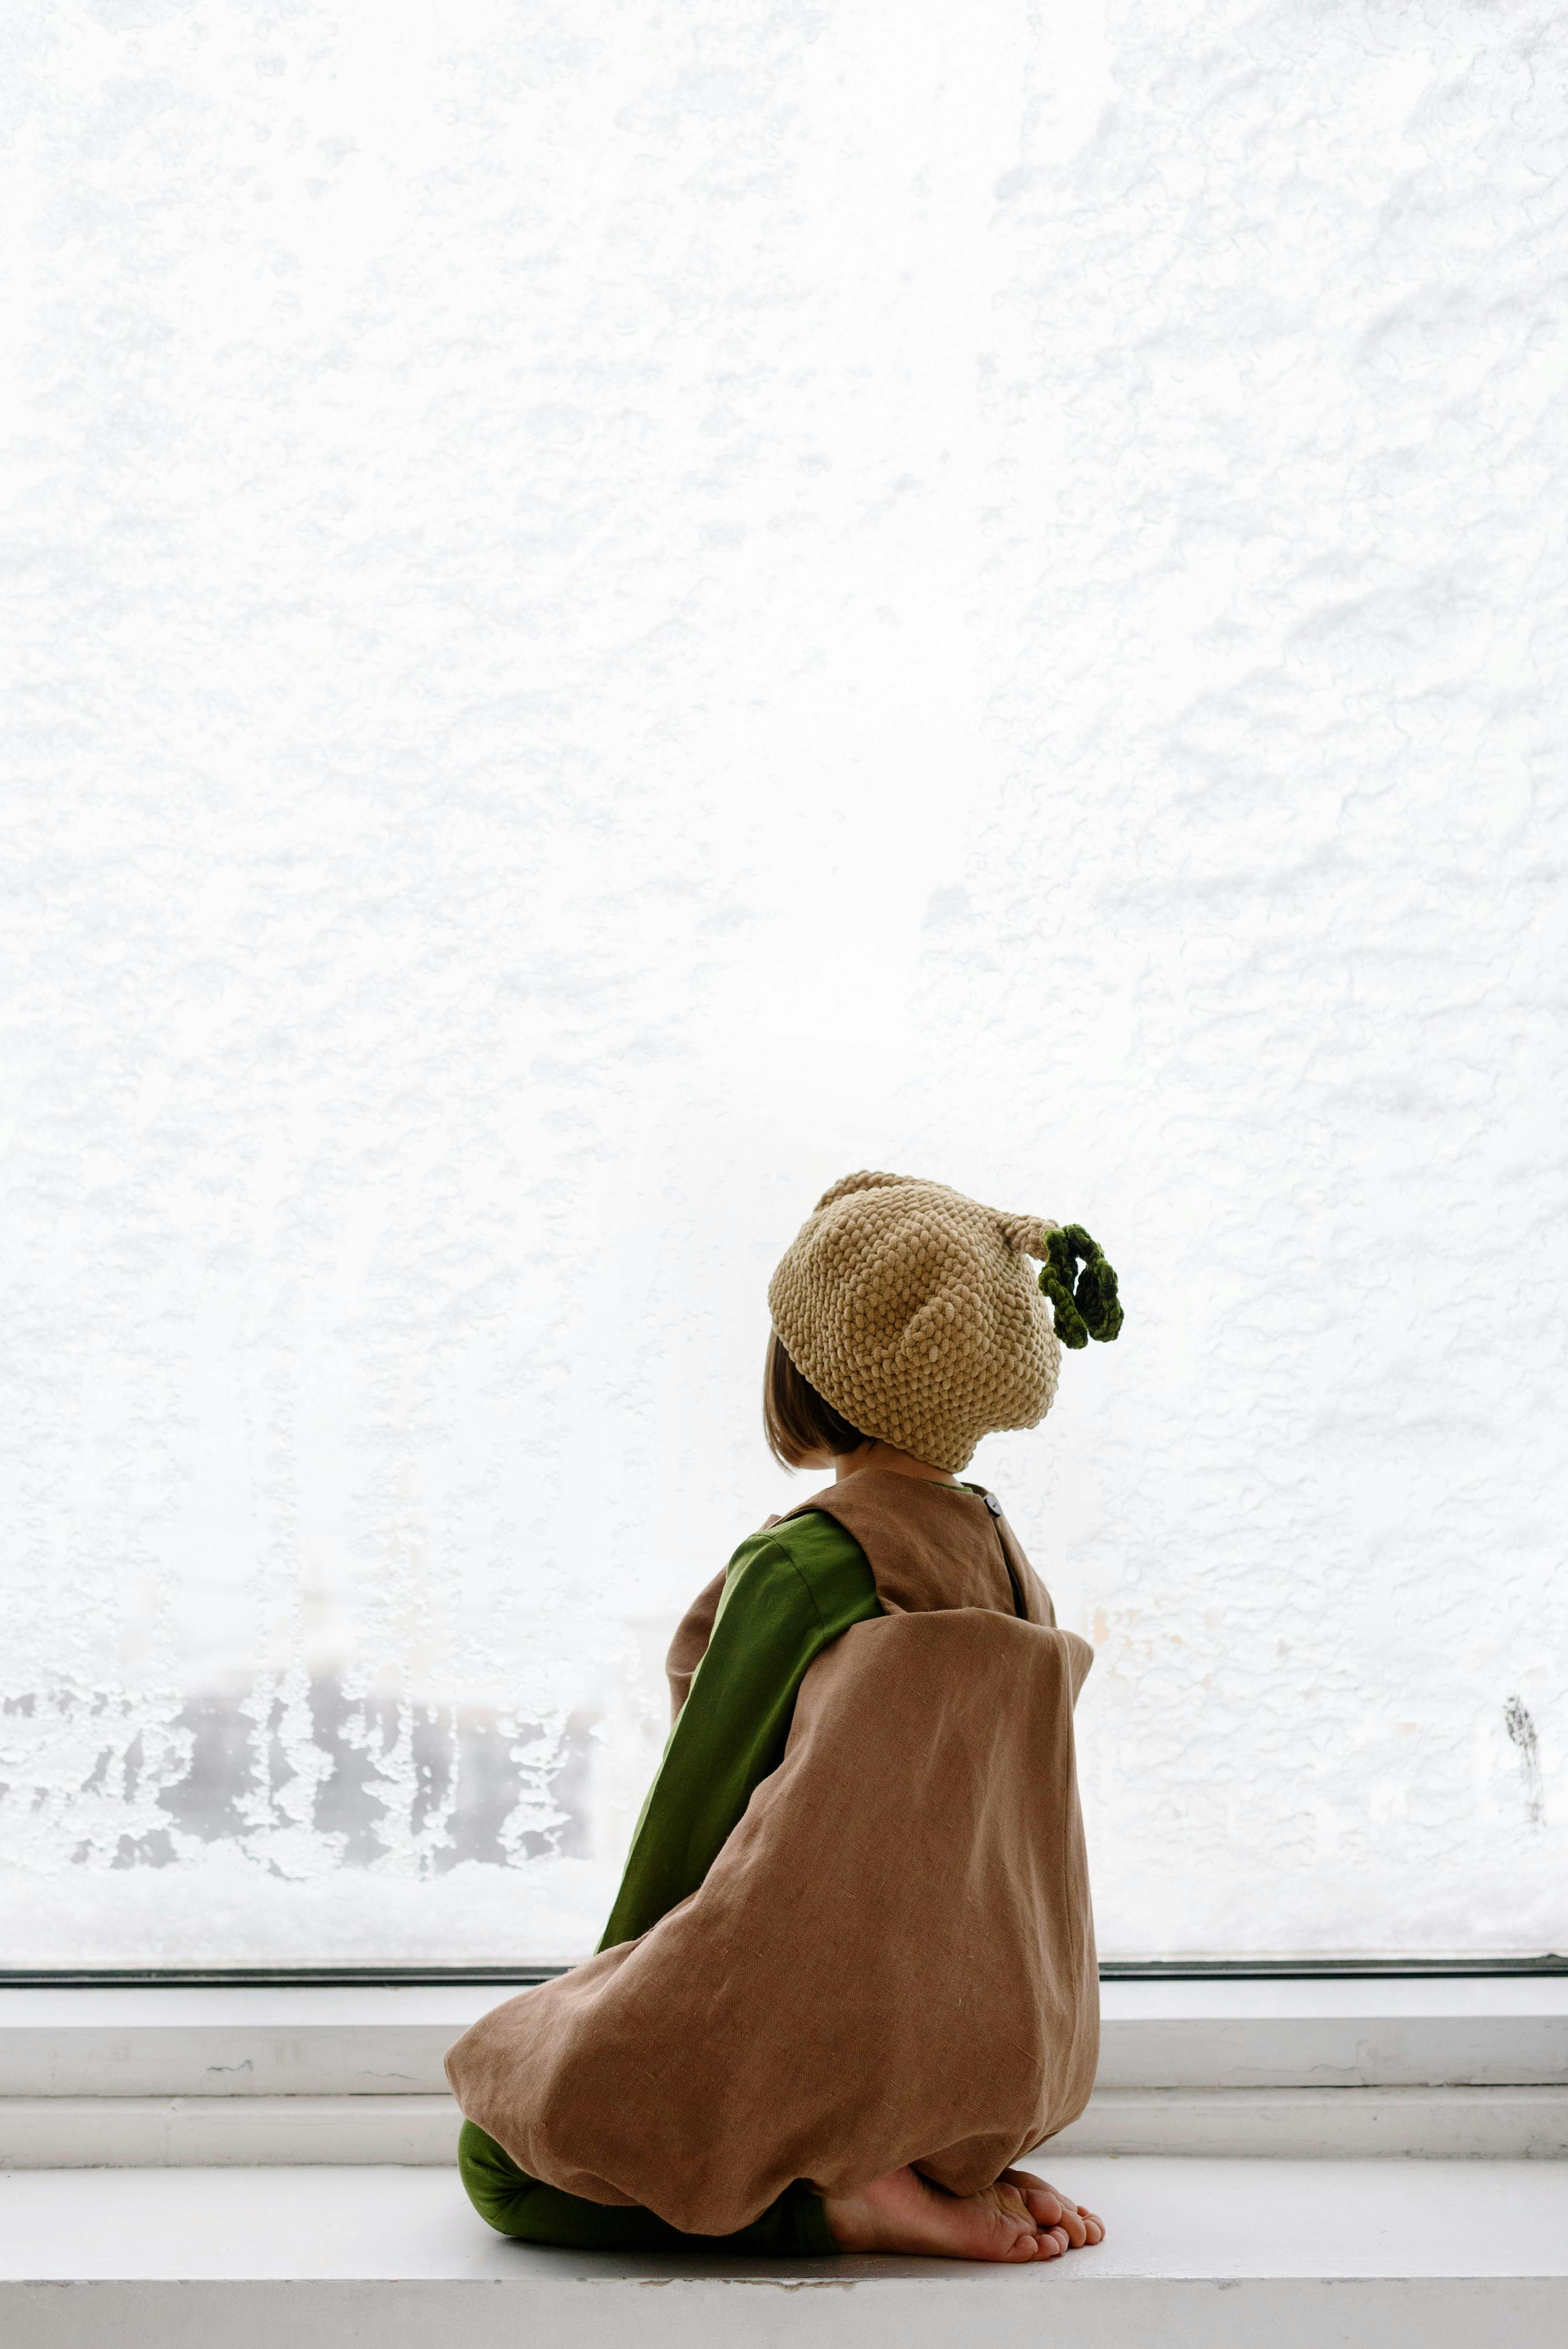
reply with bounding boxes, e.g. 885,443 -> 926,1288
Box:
765,1171 -> 1121,1475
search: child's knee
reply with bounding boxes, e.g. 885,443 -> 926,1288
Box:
457,2118 -> 540,2236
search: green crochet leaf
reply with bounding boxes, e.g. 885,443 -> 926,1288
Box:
1039,1229 -> 1089,1348
1038,1223 -> 1123,1348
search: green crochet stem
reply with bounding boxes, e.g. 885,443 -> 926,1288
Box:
1038,1224 -> 1123,1350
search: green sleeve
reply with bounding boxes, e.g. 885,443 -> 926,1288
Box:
596,1515 -> 879,1953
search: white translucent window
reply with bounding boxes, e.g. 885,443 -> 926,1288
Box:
2,3 -> 1562,1967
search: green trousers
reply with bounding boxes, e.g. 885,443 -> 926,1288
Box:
458,2121 -> 836,2256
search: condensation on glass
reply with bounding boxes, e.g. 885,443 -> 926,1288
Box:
2,1 -> 1563,1964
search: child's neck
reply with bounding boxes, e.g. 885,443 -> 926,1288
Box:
833,1440 -> 960,1488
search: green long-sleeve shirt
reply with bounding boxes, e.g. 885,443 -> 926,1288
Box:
597,1510 -> 881,1953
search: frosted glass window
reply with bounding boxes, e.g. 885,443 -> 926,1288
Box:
3,2 -> 1563,1967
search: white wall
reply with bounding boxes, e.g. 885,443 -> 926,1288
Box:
1,0 -> 1563,1963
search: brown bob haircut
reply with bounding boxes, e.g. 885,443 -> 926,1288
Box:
763,1331 -> 870,1469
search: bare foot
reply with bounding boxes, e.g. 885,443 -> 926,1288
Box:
999,2168 -> 1105,2249
822,2162 -> 1099,2263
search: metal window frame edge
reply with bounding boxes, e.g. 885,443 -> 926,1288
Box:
0,1955 -> 1564,1988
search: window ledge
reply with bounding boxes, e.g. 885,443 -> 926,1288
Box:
1,1978 -> 1566,2166
4,2084 -> 1568,2168
2,2159 -> 1566,2348
2,1975 -> 1563,2096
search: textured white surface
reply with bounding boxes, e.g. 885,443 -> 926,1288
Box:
1,1 -> 1564,1961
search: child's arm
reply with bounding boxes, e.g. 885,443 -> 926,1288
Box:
596,1516 -> 877,1951
664,1570 -> 727,1722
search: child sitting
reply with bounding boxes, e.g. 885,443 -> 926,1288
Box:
447,1170 -> 1119,2262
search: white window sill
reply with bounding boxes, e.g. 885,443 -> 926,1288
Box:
0,1976 -> 1564,2166
3,2158 -> 1567,2348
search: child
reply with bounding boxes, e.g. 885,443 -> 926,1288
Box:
447,1170 -> 1119,2262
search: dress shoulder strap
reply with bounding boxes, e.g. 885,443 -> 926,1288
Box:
776,1470 -> 1049,1622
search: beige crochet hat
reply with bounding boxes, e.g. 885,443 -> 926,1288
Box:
768,1171 -> 1121,1474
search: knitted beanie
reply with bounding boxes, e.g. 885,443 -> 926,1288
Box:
768,1171 -> 1121,1474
